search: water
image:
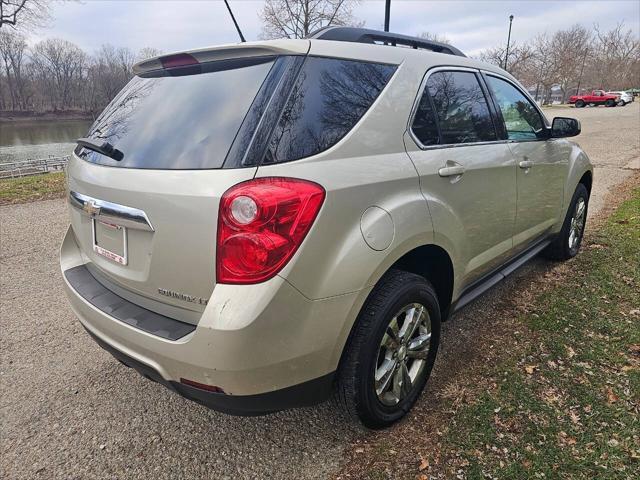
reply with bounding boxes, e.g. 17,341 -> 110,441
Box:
0,119 -> 93,164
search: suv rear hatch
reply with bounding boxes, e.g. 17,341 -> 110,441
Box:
66,41 -> 309,325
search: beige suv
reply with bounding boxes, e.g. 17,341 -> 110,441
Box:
61,27 -> 593,428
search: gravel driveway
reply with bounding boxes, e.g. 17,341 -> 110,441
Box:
1,103 -> 638,479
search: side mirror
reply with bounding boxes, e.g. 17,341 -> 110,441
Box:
551,117 -> 581,138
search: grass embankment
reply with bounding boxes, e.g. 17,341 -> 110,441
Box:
339,186 -> 640,480
444,190 -> 640,479
0,173 -> 66,205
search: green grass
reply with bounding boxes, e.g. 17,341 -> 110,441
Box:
443,189 -> 640,479
0,172 -> 66,205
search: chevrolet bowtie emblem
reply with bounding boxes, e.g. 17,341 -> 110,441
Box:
83,200 -> 101,216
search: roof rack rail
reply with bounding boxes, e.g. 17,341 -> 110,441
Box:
308,26 -> 466,58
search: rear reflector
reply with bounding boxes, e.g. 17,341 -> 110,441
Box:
180,378 -> 225,393
160,53 -> 199,69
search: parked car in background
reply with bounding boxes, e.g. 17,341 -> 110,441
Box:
606,90 -> 634,106
61,27 -> 594,429
568,90 -> 619,107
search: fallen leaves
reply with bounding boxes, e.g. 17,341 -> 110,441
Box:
569,409 -> 581,424
524,365 -> 537,375
605,387 -> 619,404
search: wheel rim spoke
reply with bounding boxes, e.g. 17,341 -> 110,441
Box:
400,305 -> 423,342
576,200 -> 585,219
383,318 -> 401,350
375,359 -> 397,396
401,362 -> 412,397
408,332 -> 431,353
391,366 -> 403,404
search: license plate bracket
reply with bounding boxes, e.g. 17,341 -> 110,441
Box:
92,218 -> 128,265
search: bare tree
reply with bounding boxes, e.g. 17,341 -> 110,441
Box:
588,22 -> 639,90
478,42 -> 537,85
260,0 -> 360,40
30,38 -> 86,110
0,28 -> 28,109
418,31 -> 450,45
477,22 -> 639,103
0,0 -> 52,31
86,44 -> 136,112
549,24 -> 592,102
136,47 -> 163,62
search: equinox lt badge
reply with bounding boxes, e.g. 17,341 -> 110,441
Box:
158,288 -> 208,305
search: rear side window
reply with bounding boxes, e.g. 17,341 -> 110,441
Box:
486,76 -> 545,140
423,71 -> 497,145
411,88 -> 440,146
263,57 -> 396,164
77,57 -> 275,169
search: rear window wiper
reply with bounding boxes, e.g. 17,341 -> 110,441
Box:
76,138 -> 124,161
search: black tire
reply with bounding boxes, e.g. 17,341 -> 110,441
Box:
575,100 -> 585,108
605,99 -> 615,107
543,183 -> 589,261
618,100 -> 626,106
335,269 -> 441,429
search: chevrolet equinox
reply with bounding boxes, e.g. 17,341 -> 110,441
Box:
61,27 -> 593,428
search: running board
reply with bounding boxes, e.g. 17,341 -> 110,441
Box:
452,239 -> 551,313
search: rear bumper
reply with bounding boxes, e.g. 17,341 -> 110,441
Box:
84,326 -> 334,415
61,225 -> 361,414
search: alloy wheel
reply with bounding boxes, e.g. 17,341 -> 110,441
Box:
568,197 -> 586,251
374,303 -> 432,406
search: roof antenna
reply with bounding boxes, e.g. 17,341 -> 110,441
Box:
224,0 -> 246,43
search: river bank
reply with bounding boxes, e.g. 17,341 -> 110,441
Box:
0,117 -> 92,164
0,110 -> 95,123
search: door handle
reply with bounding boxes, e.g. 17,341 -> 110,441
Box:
438,164 -> 466,177
519,160 -> 534,169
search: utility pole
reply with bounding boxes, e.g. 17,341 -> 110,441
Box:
384,0 -> 391,32
224,0 -> 246,43
575,48 -> 589,95
504,14 -> 514,70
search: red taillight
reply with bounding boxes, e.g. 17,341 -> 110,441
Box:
216,177 -> 325,284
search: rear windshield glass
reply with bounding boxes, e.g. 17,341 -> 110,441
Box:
76,58 -> 275,169
263,57 -> 396,164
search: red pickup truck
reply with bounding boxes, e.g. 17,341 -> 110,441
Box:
569,90 -> 619,107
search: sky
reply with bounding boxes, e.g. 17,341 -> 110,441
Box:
28,0 -> 640,57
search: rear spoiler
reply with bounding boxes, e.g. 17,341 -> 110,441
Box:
133,39 -> 310,76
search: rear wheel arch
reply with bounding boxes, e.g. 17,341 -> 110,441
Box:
390,244 -> 455,320
333,242 -> 454,377
579,170 -> 593,196
336,243 -> 455,376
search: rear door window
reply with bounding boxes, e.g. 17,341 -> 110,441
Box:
263,57 -> 396,164
411,88 -> 440,146
425,70 -> 497,144
77,57 -> 275,169
486,75 -> 545,140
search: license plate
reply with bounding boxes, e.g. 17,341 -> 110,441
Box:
92,219 -> 127,265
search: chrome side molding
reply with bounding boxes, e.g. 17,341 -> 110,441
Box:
69,190 -> 155,232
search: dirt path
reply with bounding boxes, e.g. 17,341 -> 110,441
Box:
0,103 -> 638,479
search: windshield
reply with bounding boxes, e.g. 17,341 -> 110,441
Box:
76,57 -> 275,169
